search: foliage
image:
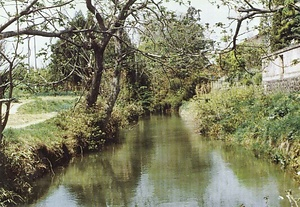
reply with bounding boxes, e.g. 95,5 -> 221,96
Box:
218,42 -> 264,85
12,66 -> 67,95
117,52 -> 153,113
55,103 -> 109,152
137,7 -> 215,112
48,11 -> 95,91
184,86 -> 300,173
54,97 -> 144,152
113,102 -> 145,127
270,0 -> 300,51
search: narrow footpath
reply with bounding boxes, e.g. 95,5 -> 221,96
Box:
5,100 -> 58,129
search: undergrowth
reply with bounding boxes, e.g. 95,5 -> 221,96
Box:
0,98 -> 144,205
182,86 -> 300,178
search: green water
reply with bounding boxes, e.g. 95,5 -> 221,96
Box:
27,115 -> 299,207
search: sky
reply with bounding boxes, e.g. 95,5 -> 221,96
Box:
168,0 -> 231,34
0,0 -> 260,68
182,0 -> 260,44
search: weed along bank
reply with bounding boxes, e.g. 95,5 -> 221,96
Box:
0,97 -> 131,206
262,43 -> 300,93
180,85 -> 300,186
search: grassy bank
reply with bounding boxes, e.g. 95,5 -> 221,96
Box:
17,97 -> 77,114
180,86 -> 300,182
0,97 -> 143,206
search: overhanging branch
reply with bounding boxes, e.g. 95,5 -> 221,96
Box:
0,0 -> 74,33
0,0 -> 38,33
0,28 -> 74,39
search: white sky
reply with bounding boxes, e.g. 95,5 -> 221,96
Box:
0,0 -> 260,68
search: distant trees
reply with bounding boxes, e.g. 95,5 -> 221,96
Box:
137,7 -> 214,111
48,11 -> 94,91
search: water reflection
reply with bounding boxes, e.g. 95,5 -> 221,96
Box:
27,115 -> 299,207
202,151 -> 279,206
34,185 -> 78,207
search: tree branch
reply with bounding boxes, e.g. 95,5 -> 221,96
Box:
229,1 -> 286,50
0,28 -> 74,39
0,0 -> 74,33
86,0 -> 107,32
110,0 -> 137,32
0,98 -> 15,104
0,0 -> 38,33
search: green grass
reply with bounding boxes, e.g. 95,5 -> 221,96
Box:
0,95 -> 145,205
2,96 -> 79,174
17,97 -> 78,114
3,119 -> 64,147
182,86 -> 300,173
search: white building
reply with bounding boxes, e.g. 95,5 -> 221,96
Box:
262,44 -> 300,93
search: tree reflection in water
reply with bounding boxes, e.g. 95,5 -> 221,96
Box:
27,115 -> 299,207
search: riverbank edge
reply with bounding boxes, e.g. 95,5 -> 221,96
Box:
0,102 -> 143,206
179,87 -> 300,184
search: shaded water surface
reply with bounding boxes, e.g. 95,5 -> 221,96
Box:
27,115 -> 299,206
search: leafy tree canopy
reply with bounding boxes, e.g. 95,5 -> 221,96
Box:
271,0 -> 300,51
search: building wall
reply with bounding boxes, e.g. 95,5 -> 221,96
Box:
262,44 -> 300,93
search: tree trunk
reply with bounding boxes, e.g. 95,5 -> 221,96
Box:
0,71 -> 13,142
85,29 -> 125,129
0,77 -> 4,142
85,46 -> 105,108
102,30 -> 123,126
103,61 -> 121,126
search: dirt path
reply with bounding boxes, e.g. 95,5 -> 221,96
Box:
5,98 -> 59,129
6,112 -> 58,129
9,100 -> 32,115
4,96 -> 78,129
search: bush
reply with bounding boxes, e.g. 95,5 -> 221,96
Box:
55,103 -> 108,152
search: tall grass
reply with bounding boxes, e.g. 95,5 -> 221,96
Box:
182,86 -> 300,175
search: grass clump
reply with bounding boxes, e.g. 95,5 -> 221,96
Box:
0,188 -> 23,206
181,86 -> 300,178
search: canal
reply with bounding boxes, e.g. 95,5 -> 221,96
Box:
27,115 -> 299,206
